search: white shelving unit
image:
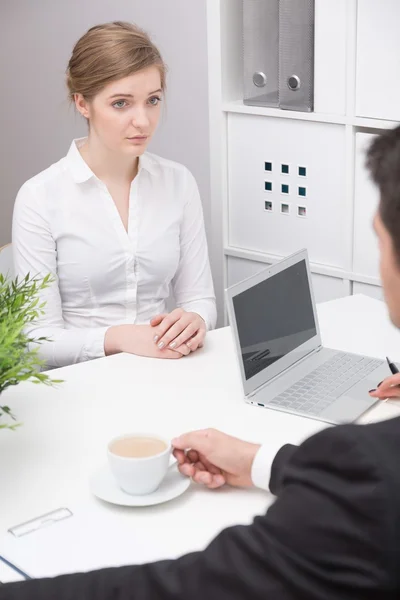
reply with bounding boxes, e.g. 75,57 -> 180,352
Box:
207,0 -> 400,322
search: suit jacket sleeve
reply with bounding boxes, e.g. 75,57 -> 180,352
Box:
0,425 -> 393,600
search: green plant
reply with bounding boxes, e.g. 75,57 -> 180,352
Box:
0,273 -> 62,430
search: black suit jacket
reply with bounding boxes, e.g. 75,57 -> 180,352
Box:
2,416 -> 400,599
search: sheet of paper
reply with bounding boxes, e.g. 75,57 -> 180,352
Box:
359,399 -> 400,424
0,504 -> 178,580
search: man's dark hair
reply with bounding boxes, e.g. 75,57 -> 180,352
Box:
367,126 -> 400,262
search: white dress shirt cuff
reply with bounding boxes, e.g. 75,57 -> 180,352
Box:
251,442 -> 284,492
82,327 -> 109,362
182,301 -> 217,331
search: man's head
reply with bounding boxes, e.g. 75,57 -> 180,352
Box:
367,127 -> 400,328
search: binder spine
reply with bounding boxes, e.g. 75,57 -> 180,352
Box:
243,0 -> 279,107
278,0 -> 315,112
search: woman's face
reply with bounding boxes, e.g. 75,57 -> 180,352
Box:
75,66 -> 163,157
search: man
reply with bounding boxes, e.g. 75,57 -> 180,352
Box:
2,128 -> 400,599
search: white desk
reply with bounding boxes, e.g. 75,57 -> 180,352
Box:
1,294 -> 400,565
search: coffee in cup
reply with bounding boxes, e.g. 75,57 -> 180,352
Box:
110,436 -> 167,459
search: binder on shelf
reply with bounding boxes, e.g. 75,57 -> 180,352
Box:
278,0 -> 314,112
243,0 -> 279,108
243,0 -> 315,112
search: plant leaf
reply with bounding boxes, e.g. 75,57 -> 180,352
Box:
0,273 -> 64,427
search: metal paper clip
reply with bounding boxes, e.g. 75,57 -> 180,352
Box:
8,508 -> 73,538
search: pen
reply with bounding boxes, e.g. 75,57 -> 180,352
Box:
386,356 -> 400,375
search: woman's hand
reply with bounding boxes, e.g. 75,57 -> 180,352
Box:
151,309 -> 206,354
369,373 -> 400,400
104,324 -> 190,359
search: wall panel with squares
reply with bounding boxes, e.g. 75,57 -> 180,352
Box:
228,114 -> 347,268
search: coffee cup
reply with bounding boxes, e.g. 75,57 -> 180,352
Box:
107,433 -> 173,496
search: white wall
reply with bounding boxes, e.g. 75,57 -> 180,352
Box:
0,0 -> 222,320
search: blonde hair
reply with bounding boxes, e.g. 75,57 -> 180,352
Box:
66,21 -> 166,101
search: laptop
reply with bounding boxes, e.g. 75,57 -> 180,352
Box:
226,249 -> 388,424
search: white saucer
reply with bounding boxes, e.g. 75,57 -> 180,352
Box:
89,465 -> 191,507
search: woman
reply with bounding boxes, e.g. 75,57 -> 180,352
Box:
12,22 -> 216,369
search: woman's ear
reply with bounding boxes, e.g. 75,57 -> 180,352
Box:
74,93 -> 90,120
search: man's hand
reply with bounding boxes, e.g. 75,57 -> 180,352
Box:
172,428 -> 260,489
151,309 -> 206,354
369,373 -> 400,399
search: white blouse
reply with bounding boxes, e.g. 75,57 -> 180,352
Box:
12,139 -> 216,368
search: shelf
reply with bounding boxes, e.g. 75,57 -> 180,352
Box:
223,100 -> 347,124
210,0 -> 394,311
224,246 -> 381,287
223,100 -> 399,130
353,116 -> 400,130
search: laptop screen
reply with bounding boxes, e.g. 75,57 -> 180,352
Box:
232,259 -> 317,380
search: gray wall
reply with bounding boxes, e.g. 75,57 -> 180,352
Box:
1,1 -> 220,319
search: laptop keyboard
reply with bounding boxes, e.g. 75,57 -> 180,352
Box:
267,353 -> 383,416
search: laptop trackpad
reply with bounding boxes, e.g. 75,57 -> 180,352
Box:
321,381 -> 378,424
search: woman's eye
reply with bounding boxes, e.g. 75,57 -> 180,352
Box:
113,100 -> 127,109
148,96 -> 162,106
